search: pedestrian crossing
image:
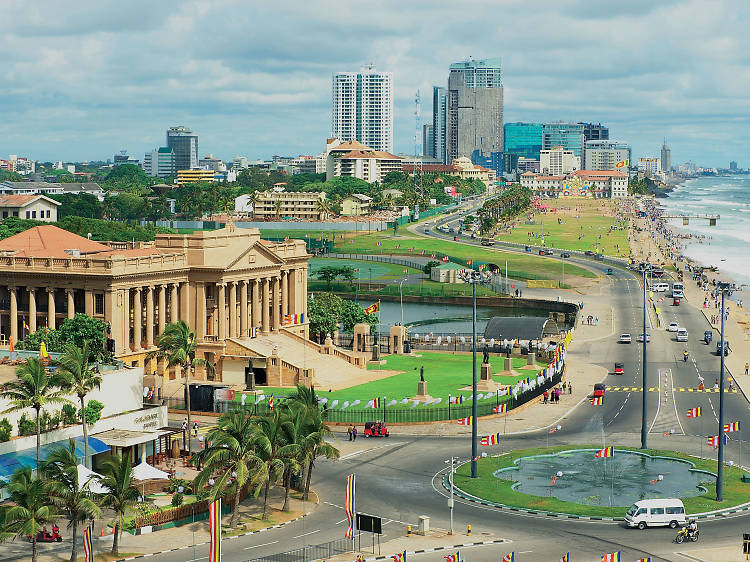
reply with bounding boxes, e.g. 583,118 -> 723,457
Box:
606,386 -> 738,393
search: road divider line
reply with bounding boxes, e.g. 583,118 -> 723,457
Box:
243,541 -> 279,550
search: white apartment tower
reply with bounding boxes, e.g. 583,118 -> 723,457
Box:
332,65 -> 393,153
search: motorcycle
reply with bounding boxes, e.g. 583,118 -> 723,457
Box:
27,525 -> 63,543
675,527 -> 699,544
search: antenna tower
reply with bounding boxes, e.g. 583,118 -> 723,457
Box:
414,90 -> 423,198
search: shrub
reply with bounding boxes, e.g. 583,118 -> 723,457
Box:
171,492 -> 184,507
40,410 -> 60,432
81,400 -> 104,425
17,413 -> 36,436
167,478 -> 193,494
0,418 -> 12,442
61,404 -> 78,425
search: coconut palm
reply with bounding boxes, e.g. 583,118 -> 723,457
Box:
54,341 -> 103,469
152,321 -> 209,456
273,200 -> 283,220
97,454 -> 139,556
1,357 -> 71,470
286,384 -> 325,419
193,409 -> 261,527
279,404 -> 310,512
1,467 -> 62,562
299,407 -> 339,501
42,440 -> 101,562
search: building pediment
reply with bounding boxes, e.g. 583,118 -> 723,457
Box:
224,241 -> 284,272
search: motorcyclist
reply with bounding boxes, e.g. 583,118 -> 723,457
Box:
683,349 -> 689,362
687,519 -> 698,538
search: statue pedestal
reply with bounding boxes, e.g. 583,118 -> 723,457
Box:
417,381 -> 428,397
503,357 -> 513,373
480,363 -> 492,381
527,352 -> 536,366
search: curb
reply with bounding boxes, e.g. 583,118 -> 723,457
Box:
363,539 -> 509,561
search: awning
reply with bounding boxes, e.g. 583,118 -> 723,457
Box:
0,436 -> 110,481
92,428 -> 174,448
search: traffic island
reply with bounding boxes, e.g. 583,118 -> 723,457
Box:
449,446 -> 750,519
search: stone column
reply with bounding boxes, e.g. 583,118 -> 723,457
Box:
121,288 -> 130,352
261,278 -> 270,334
229,281 -> 237,338
66,289 -> 75,319
27,288 -> 37,333
251,279 -> 260,332
302,269 -> 308,316
288,268 -> 296,316
179,282 -> 190,326
145,286 -> 154,348
9,287 -> 17,343
133,287 -> 142,351
240,280 -> 248,337
104,289 -> 119,352
84,290 -> 94,316
46,288 -> 56,330
170,283 -> 179,323
158,285 -> 167,334
217,283 -> 226,340
272,276 -> 280,332
281,270 -> 289,318
197,283 -> 206,339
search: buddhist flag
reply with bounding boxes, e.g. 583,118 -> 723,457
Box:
707,435 -> 723,448
493,403 -> 507,414
481,433 -> 500,446
560,554 -> 570,562
364,301 -> 380,315
344,474 -> 355,539
23,321 -> 29,332
369,398 -> 382,409
449,396 -> 464,404
82,522 -> 93,562
208,498 -> 222,562
443,552 -> 460,562
601,552 -> 621,562
8,336 -> 13,356
391,550 -> 407,561
724,421 -> 740,433
591,396 -> 603,406
268,396 -> 274,411
502,554 -> 515,562
635,558 -> 651,562
457,416 -> 473,426
686,407 -> 702,418
615,159 -> 629,168
376,241 -> 381,246
595,446 -> 614,458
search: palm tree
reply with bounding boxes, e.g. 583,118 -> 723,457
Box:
1,357 -> 71,470
299,408 -> 339,501
250,410 -> 298,519
152,321 -> 208,457
273,200 -> 283,220
193,410 -> 260,528
97,454 -> 139,556
316,198 -> 331,220
279,403 -> 309,512
1,467 -> 62,562
286,384 -> 325,419
54,342 -> 102,469
43,440 -> 101,562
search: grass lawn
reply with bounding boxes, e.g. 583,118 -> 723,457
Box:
454,445 -> 750,517
309,257 -> 422,281
259,229 -> 354,240
308,279 -> 497,297
255,352 -> 539,406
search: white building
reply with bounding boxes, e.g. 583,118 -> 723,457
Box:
540,147 -> 580,176
638,157 -> 661,176
584,140 -> 631,173
143,147 -> 176,178
520,170 -> 627,198
332,65 -> 394,153
324,139 -> 401,184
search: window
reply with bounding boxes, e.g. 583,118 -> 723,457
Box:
666,506 -> 684,515
636,508 -> 647,516
650,508 -> 664,515
25,211 -> 30,219
46,210 -> 51,218
95,293 -> 104,315
1,211 -> 6,218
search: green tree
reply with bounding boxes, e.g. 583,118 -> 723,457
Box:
193,410 -> 261,527
101,163 -> 152,191
0,358 -> 71,470
42,440 -> 102,562
1,467 -> 62,562
339,300 -> 376,333
48,193 -> 105,219
307,293 -> 342,341
54,342 -> 103,468
297,406 -> 339,502
315,266 -> 341,288
97,454 -> 139,556
423,260 -> 440,275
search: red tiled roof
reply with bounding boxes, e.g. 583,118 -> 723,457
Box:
340,150 -> 401,160
0,225 -> 111,258
0,195 -> 61,207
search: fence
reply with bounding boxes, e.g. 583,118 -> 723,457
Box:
249,536 -> 355,562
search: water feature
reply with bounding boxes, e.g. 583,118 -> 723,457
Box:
495,449 -> 713,507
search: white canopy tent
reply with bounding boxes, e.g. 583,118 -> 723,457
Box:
132,461 -> 170,481
77,464 -> 109,494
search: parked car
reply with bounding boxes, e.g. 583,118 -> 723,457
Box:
561,252 -> 571,258
676,329 -> 688,342
584,250 -> 595,256
637,333 -> 651,343
619,333 -> 632,344
614,362 -> 625,375
667,322 -> 680,332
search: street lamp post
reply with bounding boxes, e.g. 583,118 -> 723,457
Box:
446,456 -> 456,534
471,272 -> 478,478
717,283 -> 728,501
641,268 -> 648,449
399,278 -> 407,325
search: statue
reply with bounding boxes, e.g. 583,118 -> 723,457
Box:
419,366 -> 425,382
483,346 -> 490,364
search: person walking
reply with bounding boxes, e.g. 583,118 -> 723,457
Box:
352,426 -> 357,441
347,424 -> 353,441
543,390 -> 549,404
193,421 -> 199,439
745,363 -> 749,376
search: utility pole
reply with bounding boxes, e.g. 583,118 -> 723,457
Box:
641,268 -> 648,449
717,283 -> 728,500
471,271 -> 478,478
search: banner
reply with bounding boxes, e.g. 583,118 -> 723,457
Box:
345,474 -> 355,539
82,522 -> 93,562
209,498 -> 222,562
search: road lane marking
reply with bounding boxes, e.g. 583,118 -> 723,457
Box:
339,442 -> 402,460
244,541 -> 279,550
292,529 -> 320,539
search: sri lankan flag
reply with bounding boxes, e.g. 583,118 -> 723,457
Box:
481,433 -> 500,446
493,403 -> 507,414
391,550 -> 407,561
615,159 -> 629,168
456,416 -> 473,426
724,421 -> 740,433
686,407 -> 702,418
364,301 -> 380,315
595,446 -> 614,458
591,396 -> 603,406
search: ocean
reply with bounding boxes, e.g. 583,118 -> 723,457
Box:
660,175 -> 750,289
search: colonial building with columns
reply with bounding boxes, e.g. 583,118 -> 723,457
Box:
0,224 -> 310,388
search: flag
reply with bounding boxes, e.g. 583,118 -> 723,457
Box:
493,403 -> 507,414
443,552 -> 460,562
591,397 -> 603,406
268,396 -> 274,411
345,474 -> 355,538
8,336 -> 13,355
364,301 -> 380,315
208,498 -> 222,562
635,558 -> 651,562
686,407 -> 702,418
23,321 -> 29,332
82,522 -> 93,562
369,398 -> 382,409
724,421 -> 740,433
403,269 -> 408,273
391,550 -> 407,561
707,435 -> 720,448
481,433 -> 500,446
601,552 -> 621,562
615,159 -> 629,168
449,395 -> 464,404
551,476 -> 559,485
376,241 -> 381,246
549,427 -> 559,434
502,553 -> 515,562
560,553 -> 570,562
457,416 -> 473,426
595,447 -> 614,458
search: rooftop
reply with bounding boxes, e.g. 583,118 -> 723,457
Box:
573,170 -> 627,178
0,194 -> 61,208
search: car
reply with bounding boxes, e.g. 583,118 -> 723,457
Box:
614,362 -> 625,375
448,228 -> 455,234
619,333 -> 632,344
423,229 -> 430,234
637,333 -> 652,343
524,246 -> 532,252
539,249 -> 553,256
673,298 -> 681,306
625,499 -> 686,530
594,253 -> 604,260
704,330 -> 713,344
561,252 -> 571,258
605,268 -> 613,275
584,250 -> 595,256
667,322 -> 680,332
480,238 -> 494,246
676,329 -> 688,342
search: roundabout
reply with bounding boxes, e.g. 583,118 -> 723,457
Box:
450,446 -> 750,519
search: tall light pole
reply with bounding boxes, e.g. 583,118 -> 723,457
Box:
399,278 -> 407,325
471,271 -> 478,477
717,283 -> 729,501
641,268 -> 648,449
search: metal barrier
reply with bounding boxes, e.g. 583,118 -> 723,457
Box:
248,536 -> 355,562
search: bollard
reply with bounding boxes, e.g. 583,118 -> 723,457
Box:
100,528 -> 104,537
407,525 -> 411,537
467,523 -> 471,536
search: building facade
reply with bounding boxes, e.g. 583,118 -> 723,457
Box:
542,122 -> 585,158
540,147 -> 580,176
521,170 -> 627,198
580,122 -> 609,142
446,58 -> 504,170
432,86 -> 448,163
583,140 -> 631,172
253,190 -> 327,220
0,195 -> 60,221
422,124 -> 434,159
166,126 -> 198,171
341,194 -> 372,216
331,65 -> 393,153
504,122 -> 543,160
660,141 -> 671,173
638,157 -> 661,176
143,148 -> 176,178
324,139 -> 401,183
176,169 -> 215,184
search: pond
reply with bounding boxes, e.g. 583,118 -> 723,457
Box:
495,449 -> 713,507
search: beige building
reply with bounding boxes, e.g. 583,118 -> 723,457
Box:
540,147 -> 580,176
324,139 -> 402,183
0,224 -> 311,388
0,194 -> 61,222
253,190 -> 327,220
340,194 -> 372,216
520,170 -> 628,198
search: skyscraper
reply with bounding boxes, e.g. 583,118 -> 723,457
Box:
542,123 -> 585,158
422,124 -> 434,159
432,86 -> 448,163
660,140 -> 671,173
332,65 -> 393,153
166,126 -> 198,171
580,122 -> 609,142
504,122 -> 543,160
446,58 -> 504,171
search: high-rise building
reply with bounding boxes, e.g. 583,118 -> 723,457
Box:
143,147 -> 176,178
446,58 -> 504,172
542,123 -> 585,158
422,124 -> 434,159
730,161 -> 738,171
638,157 -> 661,176
583,140 -> 631,172
166,126 -> 198,171
540,147 -> 580,176
660,140 -> 671,173
580,122 -> 609,142
432,86 -> 448,163
504,122 -> 543,160
331,65 -> 393,153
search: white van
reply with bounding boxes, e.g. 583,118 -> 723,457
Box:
625,498 -> 686,529
672,282 -> 685,299
676,329 -> 688,342
652,282 -> 669,292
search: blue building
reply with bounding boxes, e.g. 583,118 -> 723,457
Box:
504,122 -> 543,160
542,122 -> 585,158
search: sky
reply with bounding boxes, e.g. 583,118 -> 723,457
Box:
1,0 -> 749,168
